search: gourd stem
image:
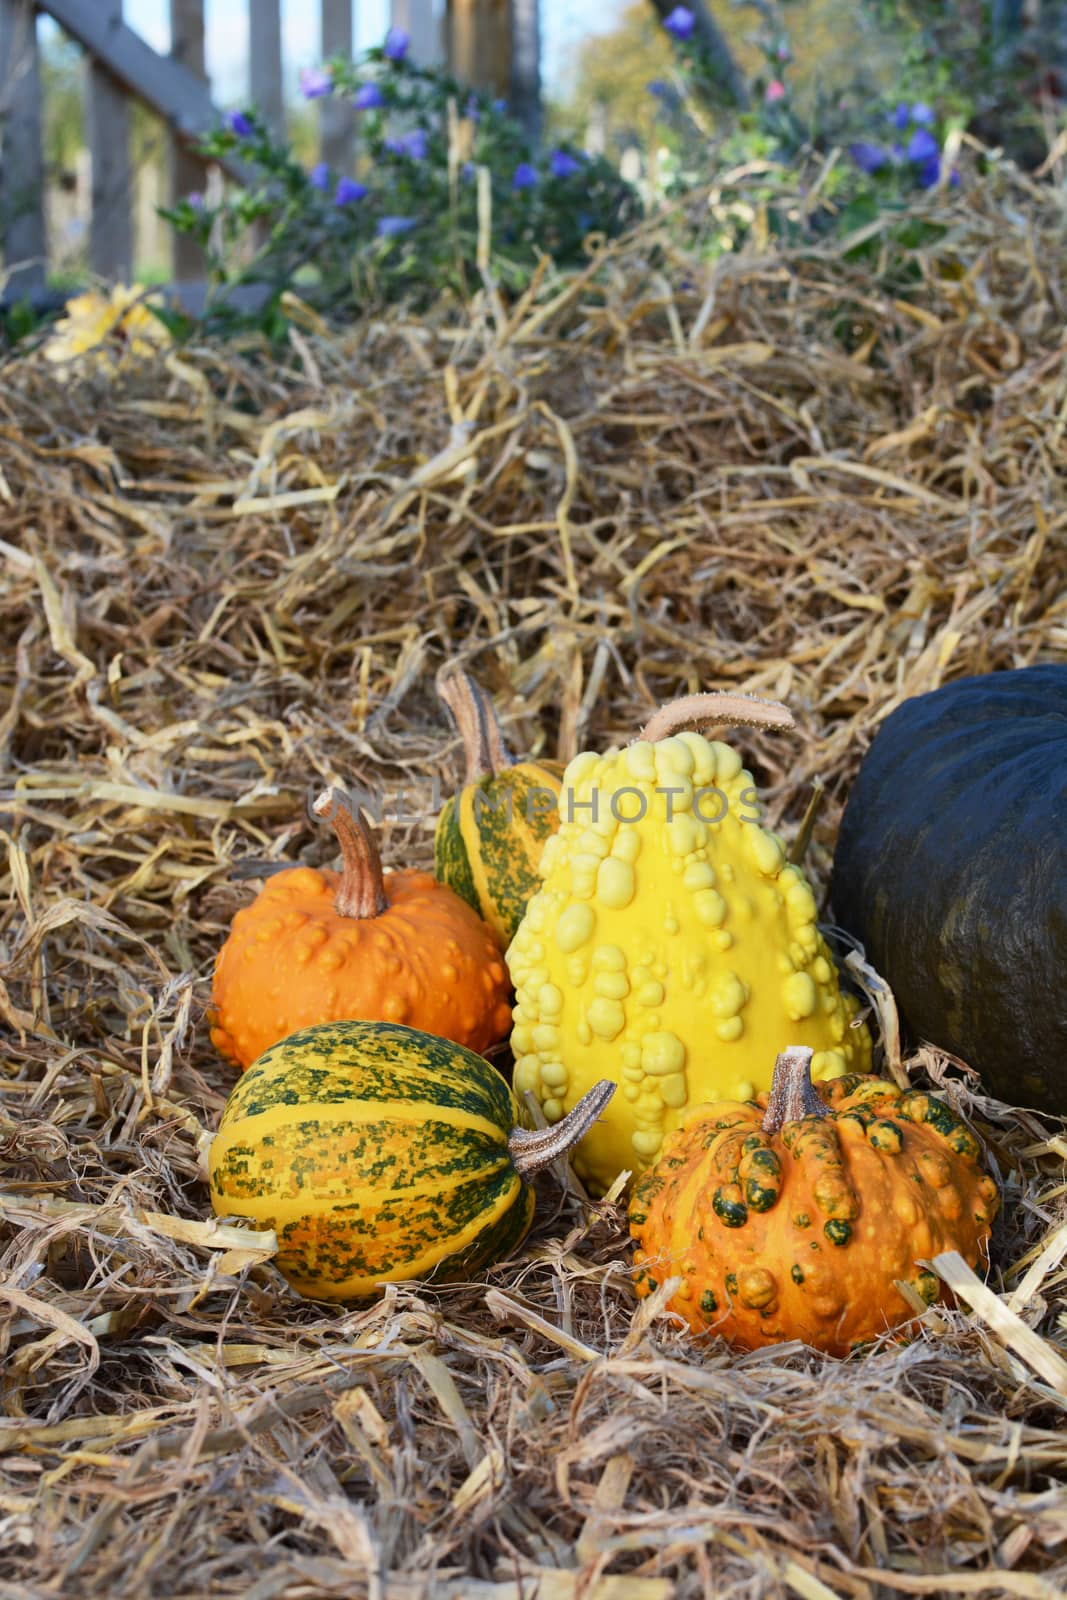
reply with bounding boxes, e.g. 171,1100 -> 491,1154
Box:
436,664 -> 514,784
638,692 -> 794,744
788,779 -> 825,867
508,1079 -> 616,1180
762,1046 -> 829,1134
312,788 -> 388,920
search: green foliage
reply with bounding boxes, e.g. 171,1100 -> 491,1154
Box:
41,30 -> 83,175
162,43 -> 641,338
860,0 -> 1067,166
553,2 -> 899,159
622,3 -> 970,307
0,298 -> 42,350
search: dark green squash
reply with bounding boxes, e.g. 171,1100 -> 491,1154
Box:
831,665 -> 1067,1112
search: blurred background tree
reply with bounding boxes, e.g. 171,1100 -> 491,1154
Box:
548,1 -> 901,165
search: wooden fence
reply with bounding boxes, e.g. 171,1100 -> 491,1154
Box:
0,0 -> 539,302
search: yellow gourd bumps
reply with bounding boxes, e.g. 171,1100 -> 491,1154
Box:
508,729 -> 872,1194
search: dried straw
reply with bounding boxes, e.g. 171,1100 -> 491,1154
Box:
1,161 -> 1066,1597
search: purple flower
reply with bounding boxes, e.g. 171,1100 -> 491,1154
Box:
354,82 -> 385,110
492,98 -> 507,113
465,95 -> 481,123
512,161 -> 538,190
377,215 -> 416,237
849,141 -> 888,174
186,191 -> 204,210
387,128 -> 428,159
335,177 -> 368,205
664,6 -> 695,41
309,162 -> 331,191
300,66 -> 333,99
461,161 -> 476,182
910,102 -> 935,125
550,149 -> 582,179
647,79 -> 668,98
225,110 -> 253,138
383,27 -> 409,61
891,102 -> 911,131
916,156 -> 941,190
907,127 -> 939,165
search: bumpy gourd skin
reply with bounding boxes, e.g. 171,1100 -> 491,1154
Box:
210,866 -> 512,1069
629,1073 -> 1000,1356
507,733 -> 871,1194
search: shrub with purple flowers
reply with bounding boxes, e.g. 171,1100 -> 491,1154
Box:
847,102 -> 958,192
161,28 -> 639,335
860,0 -> 1067,171
639,0 -> 968,278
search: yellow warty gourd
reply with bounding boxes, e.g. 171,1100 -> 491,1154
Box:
507,693 -> 873,1196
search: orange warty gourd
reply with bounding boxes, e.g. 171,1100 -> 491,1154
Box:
630,1046 -> 1000,1357
210,788 -> 512,1069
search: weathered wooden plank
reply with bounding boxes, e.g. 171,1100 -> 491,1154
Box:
87,0 -> 133,280
446,0 -> 511,101
0,0 -> 46,295
250,0 -> 284,137
36,0 -> 228,151
391,0 -> 440,68
319,0 -> 354,175
169,0 -> 207,280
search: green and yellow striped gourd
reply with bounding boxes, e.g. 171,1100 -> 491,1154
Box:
208,1019 -> 613,1301
434,665 -> 564,950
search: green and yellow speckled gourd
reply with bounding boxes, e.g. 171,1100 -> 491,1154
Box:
434,665 -> 565,950
209,1018 -> 615,1301
629,1045 -> 1000,1356
508,693 -> 873,1196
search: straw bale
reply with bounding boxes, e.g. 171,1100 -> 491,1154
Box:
0,161 -> 1065,1596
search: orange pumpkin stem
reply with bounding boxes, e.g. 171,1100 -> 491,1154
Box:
436,664 -> 515,784
638,691 -> 795,744
312,787 -> 388,920
508,1078 -> 616,1180
761,1046 -> 829,1134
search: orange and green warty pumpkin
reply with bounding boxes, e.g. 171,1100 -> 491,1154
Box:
434,665 -> 564,950
629,1045 -> 1000,1356
508,692 -> 872,1195
210,788 -> 512,1069
208,1018 -> 615,1300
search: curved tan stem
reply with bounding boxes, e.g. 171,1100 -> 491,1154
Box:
436,664 -> 514,784
788,779 -> 825,867
508,1079 -> 616,1180
761,1047 -> 828,1135
312,787 -> 388,920
639,692 -> 794,744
